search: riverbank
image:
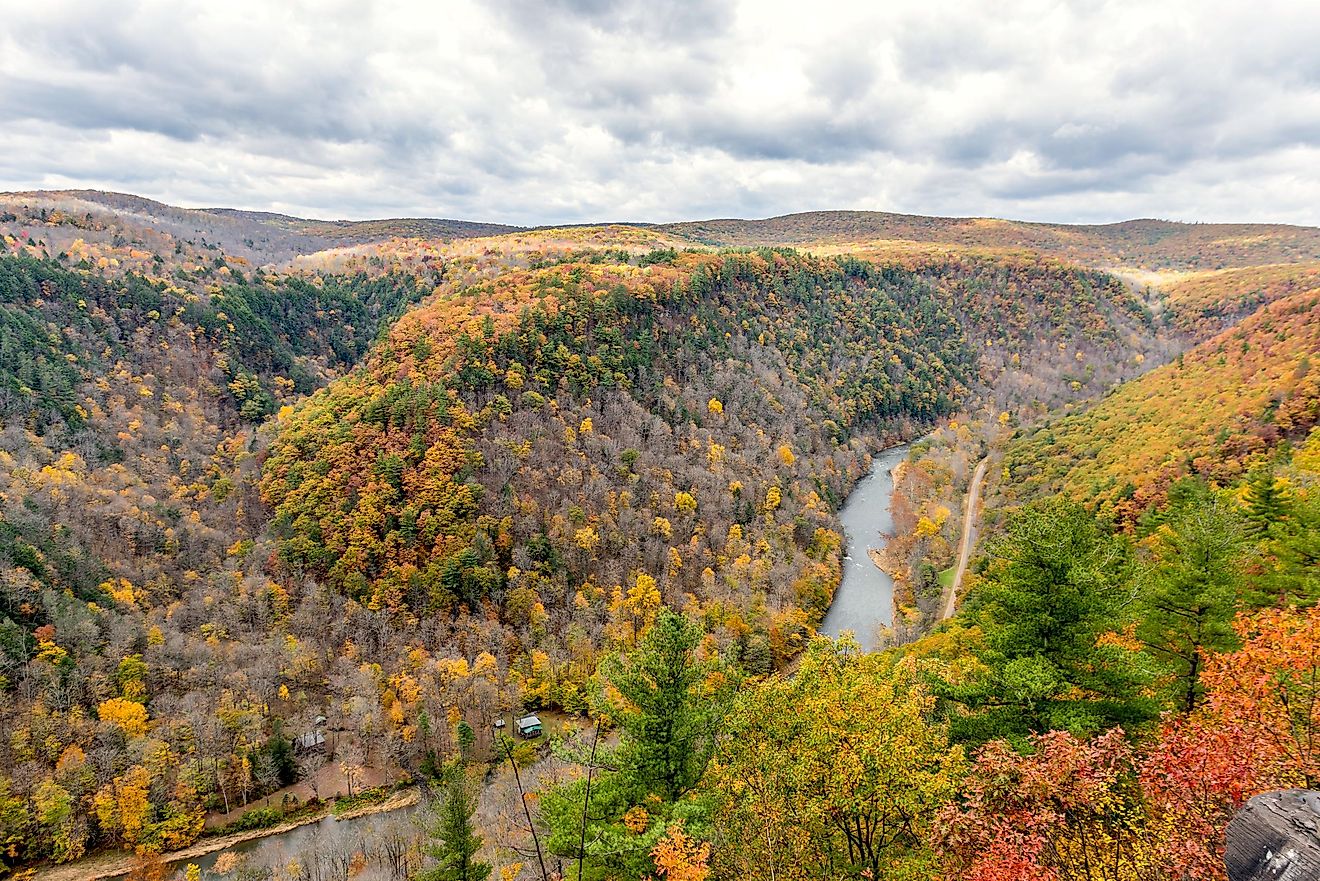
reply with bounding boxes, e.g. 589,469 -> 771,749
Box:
36,789 -> 421,881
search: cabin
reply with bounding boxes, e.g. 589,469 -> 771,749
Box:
294,715 -> 327,753
294,730 -> 325,753
515,714 -> 543,738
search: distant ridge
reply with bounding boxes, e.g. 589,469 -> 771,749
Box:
7,190 -> 1320,269
202,206 -> 523,242
656,210 -> 1320,269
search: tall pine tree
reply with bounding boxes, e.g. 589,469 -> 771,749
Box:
1244,463 -> 1290,538
1136,498 -> 1244,712
417,763 -> 490,881
542,607 -> 731,880
936,498 -> 1155,745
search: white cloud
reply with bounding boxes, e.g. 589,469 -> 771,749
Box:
3,0 -> 1320,225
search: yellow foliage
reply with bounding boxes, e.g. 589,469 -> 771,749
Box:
92,765 -> 153,848
574,525 -> 601,552
651,826 -> 711,881
624,805 -> 650,834
668,546 -> 684,575
1297,427 -> 1320,474
473,651 -> 499,681
36,640 -> 69,667
621,573 -> 662,638
101,578 -> 136,607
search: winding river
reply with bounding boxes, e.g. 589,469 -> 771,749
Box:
818,443 -> 908,651
98,446 -> 909,879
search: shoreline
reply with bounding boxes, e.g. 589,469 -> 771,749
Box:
867,547 -> 886,571
35,789 -> 421,881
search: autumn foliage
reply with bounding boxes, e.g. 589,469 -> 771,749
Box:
939,605 -> 1320,881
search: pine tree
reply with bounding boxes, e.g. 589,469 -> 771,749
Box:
606,607 -> 719,803
417,764 -> 490,881
1136,499 -> 1244,712
542,607 -> 731,879
1244,463 -> 1290,538
936,498 -> 1155,745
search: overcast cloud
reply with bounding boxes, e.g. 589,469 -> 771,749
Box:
4,0 -> 1320,225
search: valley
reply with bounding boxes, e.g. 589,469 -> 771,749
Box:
0,191 -> 1317,881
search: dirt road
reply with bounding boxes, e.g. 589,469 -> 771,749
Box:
942,457 -> 988,621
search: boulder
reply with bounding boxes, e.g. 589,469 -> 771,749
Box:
1226,789 -> 1320,880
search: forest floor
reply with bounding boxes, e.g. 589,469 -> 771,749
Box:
204,732 -> 393,829
942,457 -> 989,621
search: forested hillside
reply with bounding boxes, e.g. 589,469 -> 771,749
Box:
1004,288 -> 1319,521
1156,260 -> 1320,335
662,211 -> 1320,269
4,191 -> 1318,881
0,190 -> 1174,875
2,191 -> 520,262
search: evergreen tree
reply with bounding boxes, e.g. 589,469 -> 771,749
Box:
455,721 -> 476,760
606,607 -> 720,802
1244,463 -> 1290,538
416,764 -> 491,881
1250,482 -> 1320,608
1136,498 -> 1244,712
1135,476 -> 1214,536
542,607 -> 730,879
936,498 -> 1155,745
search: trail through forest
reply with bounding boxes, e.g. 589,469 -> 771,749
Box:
943,457 -> 988,621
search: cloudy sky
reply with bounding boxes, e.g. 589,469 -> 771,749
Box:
4,0 -> 1320,226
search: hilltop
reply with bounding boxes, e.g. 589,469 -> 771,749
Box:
0,190 -> 523,262
9,189 -> 1320,272
660,210 -> 1320,269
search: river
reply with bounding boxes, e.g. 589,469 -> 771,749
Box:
97,802 -> 425,881
97,449 -> 908,879
818,443 -> 908,651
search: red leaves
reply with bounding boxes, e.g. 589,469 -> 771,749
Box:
1200,606 -> 1320,787
936,728 -> 1143,881
939,606 -> 1320,881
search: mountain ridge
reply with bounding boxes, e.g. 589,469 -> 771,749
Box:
8,190 -> 1320,270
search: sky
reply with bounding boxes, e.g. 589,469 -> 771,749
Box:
4,0 -> 1320,226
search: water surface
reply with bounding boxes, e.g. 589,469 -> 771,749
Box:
818,444 -> 908,651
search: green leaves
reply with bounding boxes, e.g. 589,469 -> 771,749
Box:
417,762 -> 491,881
543,609 -> 729,880
1135,496 -> 1245,711
937,498 -> 1157,745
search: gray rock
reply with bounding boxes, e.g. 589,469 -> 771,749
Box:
1226,789 -> 1320,880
